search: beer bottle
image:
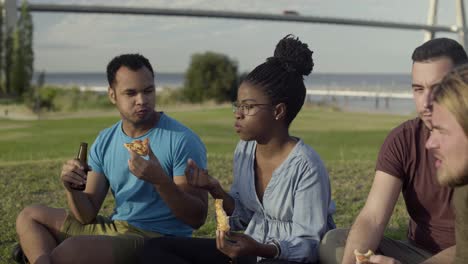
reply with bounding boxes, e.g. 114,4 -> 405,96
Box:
70,142 -> 88,191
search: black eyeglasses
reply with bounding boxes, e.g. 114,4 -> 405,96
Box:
232,102 -> 272,116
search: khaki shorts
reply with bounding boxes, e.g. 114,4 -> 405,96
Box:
58,214 -> 162,264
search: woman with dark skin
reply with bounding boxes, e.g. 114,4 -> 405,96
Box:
138,35 -> 335,264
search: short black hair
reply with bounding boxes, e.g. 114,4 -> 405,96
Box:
243,34 -> 314,126
412,38 -> 468,66
106,53 -> 154,87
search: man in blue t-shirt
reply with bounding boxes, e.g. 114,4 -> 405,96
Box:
15,54 -> 208,264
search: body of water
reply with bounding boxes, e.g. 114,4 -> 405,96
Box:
35,72 -> 415,115
34,72 -> 183,88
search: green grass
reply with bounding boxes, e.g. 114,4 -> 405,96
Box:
0,106 -> 410,262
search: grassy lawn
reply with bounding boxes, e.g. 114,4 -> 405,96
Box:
0,106 -> 410,262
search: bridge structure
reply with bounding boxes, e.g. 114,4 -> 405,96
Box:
1,0 -> 467,110
2,0 -> 467,47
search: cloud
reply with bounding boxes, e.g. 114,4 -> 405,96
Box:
33,0 -> 284,53
35,42 -> 87,50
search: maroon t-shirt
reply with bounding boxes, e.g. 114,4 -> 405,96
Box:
376,118 -> 455,253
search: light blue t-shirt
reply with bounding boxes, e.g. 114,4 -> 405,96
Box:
88,113 -> 207,237
229,139 -> 335,263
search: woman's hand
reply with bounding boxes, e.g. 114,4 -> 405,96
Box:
185,158 -> 219,191
216,230 -> 260,259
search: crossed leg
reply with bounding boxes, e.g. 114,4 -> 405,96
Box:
51,235 -> 116,264
16,205 -> 68,264
16,205 -> 117,264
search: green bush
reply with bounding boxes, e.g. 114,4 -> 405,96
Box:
23,85 -> 59,112
183,52 -> 238,103
54,87 -> 112,111
23,85 -> 113,112
156,87 -> 186,106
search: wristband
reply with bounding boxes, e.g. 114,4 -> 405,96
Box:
268,240 -> 281,259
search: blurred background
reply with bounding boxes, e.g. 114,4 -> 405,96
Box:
1,0 -> 466,117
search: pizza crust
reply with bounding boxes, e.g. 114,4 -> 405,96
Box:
124,138 -> 149,156
354,249 -> 374,264
215,199 -> 230,232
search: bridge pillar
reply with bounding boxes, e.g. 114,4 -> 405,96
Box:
424,0 -> 438,42
456,0 -> 468,49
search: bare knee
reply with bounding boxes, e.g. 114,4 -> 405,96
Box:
319,228 -> 350,264
16,205 -> 66,236
321,228 -> 349,247
16,205 -> 45,231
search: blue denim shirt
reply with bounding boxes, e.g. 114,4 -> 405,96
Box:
229,139 -> 335,263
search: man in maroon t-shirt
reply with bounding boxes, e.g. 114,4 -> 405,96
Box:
318,38 -> 468,264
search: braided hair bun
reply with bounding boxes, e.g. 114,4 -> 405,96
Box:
243,34 -> 314,125
273,34 -> 314,76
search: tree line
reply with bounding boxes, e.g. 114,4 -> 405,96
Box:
0,0 -> 33,99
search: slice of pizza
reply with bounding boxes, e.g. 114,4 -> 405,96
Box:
354,249 -> 374,264
124,138 -> 149,156
215,199 -> 230,232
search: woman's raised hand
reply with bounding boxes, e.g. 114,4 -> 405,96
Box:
185,158 -> 219,191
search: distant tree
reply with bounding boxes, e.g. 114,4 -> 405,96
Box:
183,52 -> 238,103
4,28 -> 13,95
34,71 -> 46,114
37,70 -> 46,87
0,3 -> 3,95
11,0 -> 33,96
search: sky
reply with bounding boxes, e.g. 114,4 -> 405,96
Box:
27,0 -> 466,74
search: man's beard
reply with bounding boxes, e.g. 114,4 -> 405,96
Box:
437,163 -> 468,187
